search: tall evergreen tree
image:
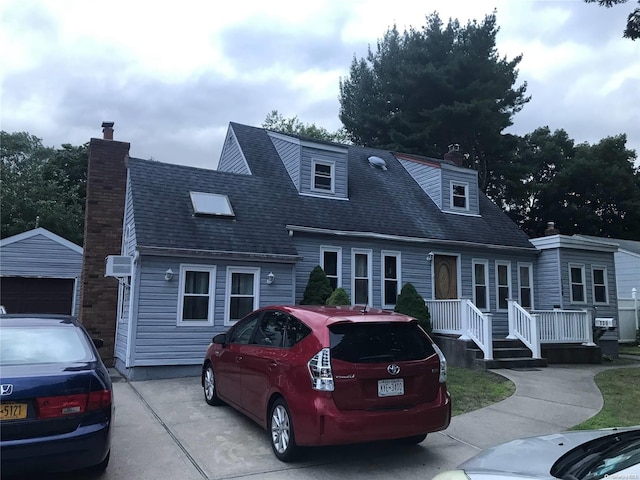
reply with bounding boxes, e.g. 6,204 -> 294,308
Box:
339,12 -> 529,191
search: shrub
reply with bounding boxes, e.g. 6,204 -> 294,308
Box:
301,265 -> 333,305
326,287 -> 351,306
394,283 -> 431,333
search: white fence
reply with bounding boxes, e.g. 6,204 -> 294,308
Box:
618,298 -> 639,343
428,299 -> 493,360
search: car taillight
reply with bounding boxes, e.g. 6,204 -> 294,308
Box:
433,343 -> 447,383
308,348 -> 334,392
36,390 -> 111,419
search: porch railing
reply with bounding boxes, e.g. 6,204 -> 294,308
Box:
507,300 -> 541,358
427,299 -> 493,360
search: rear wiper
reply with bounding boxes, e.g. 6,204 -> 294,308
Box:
359,354 -> 394,362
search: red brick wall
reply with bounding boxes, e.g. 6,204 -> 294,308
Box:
78,137 -> 130,366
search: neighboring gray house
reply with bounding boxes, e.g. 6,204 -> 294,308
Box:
98,122 -> 618,379
0,227 -> 83,316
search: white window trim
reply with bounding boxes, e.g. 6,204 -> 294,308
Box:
351,248 -> 373,306
381,250 -> 401,309
225,266 -> 260,326
472,259 -> 490,312
495,261 -> 512,312
450,180 -> 469,211
517,262 -> 534,310
320,246 -> 342,288
177,265 -> 216,326
591,265 -> 609,305
311,158 -> 335,194
569,263 -> 587,304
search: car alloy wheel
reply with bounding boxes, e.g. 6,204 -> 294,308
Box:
269,399 -> 298,462
203,365 -> 222,406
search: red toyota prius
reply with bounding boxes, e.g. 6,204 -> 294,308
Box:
201,305 -> 451,461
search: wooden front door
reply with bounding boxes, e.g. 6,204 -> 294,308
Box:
434,255 -> 458,300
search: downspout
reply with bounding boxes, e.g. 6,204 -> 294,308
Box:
125,250 -> 139,368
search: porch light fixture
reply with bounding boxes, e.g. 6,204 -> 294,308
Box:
164,268 -> 173,281
266,272 -> 275,285
426,252 -> 434,262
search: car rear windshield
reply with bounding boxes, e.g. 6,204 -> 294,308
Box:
0,327 -> 94,365
329,322 -> 435,363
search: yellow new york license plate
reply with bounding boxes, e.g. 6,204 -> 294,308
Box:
0,402 -> 27,420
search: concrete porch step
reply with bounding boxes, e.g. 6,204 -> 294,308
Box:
476,356 -> 548,370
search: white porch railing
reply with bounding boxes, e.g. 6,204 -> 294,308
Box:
507,300 -> 541,358
508,300 -> 595,358
427,299 -> 493,360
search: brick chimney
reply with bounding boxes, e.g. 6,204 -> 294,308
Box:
102,121 -> 114,140
78,122 -> 130,367
545,221 -> 560,236
444,143 -> 464,167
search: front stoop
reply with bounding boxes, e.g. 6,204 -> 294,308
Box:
470,338 -> 548,370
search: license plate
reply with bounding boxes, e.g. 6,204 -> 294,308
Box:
378,378 -> 404,397
0,403 -> 27,420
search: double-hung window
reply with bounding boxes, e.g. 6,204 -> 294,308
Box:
320,246 -> 342,290
495,261 -> 511,311
178,265 -> 216,325
226,267 -> 260,326
451,181 -> 469,210
352,249 -> 372,306
518,263 -> 534,309
569,264 -> 586,304
312,160 -> 335,192
472,260 -> 489,311
592,266 -> 609,304
382,251 -> 401,308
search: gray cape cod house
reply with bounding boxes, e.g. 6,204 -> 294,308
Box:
80,122 -> 618,380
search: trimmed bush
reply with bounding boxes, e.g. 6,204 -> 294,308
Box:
326,287 -> 351,306
394,283 -> 432,333
301,265 -> 333,305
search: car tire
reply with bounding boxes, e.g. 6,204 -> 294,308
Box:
397,433 -> 427,445
203,364 -> 223,406
269,398 -> 298,462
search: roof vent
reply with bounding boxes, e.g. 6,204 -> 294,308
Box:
368,156 -> 387,170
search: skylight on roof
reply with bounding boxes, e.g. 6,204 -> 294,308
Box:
190,192 -> 234,217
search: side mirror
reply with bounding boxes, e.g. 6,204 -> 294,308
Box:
92,338 -> 104,349
212,333 -> 226,345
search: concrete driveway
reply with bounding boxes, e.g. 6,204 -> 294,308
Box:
31,362 -> 639,480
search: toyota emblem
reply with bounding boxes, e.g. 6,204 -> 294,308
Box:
387,364 -> 400,375
0,384 -> 13,396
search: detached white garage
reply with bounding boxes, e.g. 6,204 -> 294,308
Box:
0,228 -> 83,315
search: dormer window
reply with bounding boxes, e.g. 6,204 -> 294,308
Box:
312,159 -> 335,193
451,182 -> 468,210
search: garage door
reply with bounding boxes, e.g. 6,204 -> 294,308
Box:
0,277 -> 75,315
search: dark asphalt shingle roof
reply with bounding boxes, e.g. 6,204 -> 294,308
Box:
128,122 -> 535,256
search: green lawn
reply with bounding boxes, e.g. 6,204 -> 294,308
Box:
571,365 -> 640,430
619,344 -> 640,356
447,366 -> 515,416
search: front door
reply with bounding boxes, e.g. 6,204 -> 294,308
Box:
434,255 -> 458,299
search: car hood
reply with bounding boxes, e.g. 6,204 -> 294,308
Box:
458,429 -> 631,477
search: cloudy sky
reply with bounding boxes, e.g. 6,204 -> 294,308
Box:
1,0 -> 638,169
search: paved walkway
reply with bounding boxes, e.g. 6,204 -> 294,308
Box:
444,363 -> 638,451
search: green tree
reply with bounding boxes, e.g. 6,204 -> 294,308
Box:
300,266 -> 333,305
263,110 -> 350,143
536,134 -> 640,239
585,0 -> 640,40
394,283 -> 431,333
339,12 -> 529,191
1,131 -> 88,245
326,287 -> 351,306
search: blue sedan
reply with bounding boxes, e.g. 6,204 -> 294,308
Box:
0,315 -> 113,476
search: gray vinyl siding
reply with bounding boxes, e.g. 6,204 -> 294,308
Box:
123,175 -> 137,256
129,255 -> 294,367
397,159 -> 442,208
441,165 -> 479,215
615,250 -> 640,298
300,147 -> 348,199
534,249 -> 563,310
217,127 -> 251,174
269,135 -> 301,190
0,234 -> 83,316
